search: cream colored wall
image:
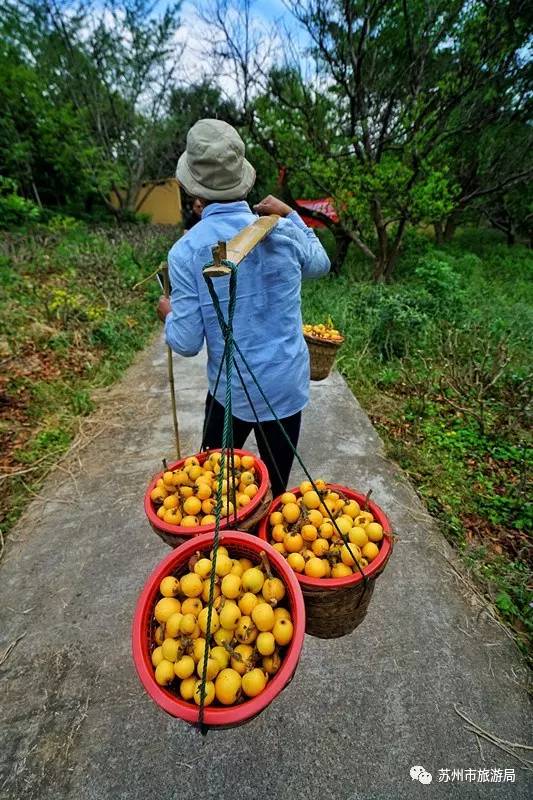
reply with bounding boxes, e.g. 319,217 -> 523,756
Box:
110,179 -> 183,224
136,179 -> 182,225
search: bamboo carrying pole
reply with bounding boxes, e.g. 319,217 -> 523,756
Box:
204,215 -> 280,277
161,265 -> 181,460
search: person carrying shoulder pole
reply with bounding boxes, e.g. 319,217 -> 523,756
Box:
157,119 -> 330,497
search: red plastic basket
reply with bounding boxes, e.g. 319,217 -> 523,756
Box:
144,449 -> 271,547
131,531 -> 306,728
258,484 -> 392,589
258,485 -> 393,638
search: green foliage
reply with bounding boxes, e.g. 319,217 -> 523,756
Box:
0,25 -> 103,214
0,219 -> 176,534
367,287 -> 431,359
0,177 -> 42,227
46,214 -> 84,234
302,228 -> 533,660
410,170 -> 458,224
412,255 -> 464,315
18,427 -> 72,464
244,0 -> 532,277
0,0 -> 183,218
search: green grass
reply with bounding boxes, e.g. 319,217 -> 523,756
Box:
302,227 -> 533,664
2,217 -> 531,663
0,218 -> 177,534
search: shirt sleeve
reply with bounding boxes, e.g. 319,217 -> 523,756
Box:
286,210 -> 331,278
164,246 -> 205,357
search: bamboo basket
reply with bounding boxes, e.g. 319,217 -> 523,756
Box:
258,484 -> 393,638
304,333 -> 344,381
144,449 -> 271,548
300,555 -> 388,638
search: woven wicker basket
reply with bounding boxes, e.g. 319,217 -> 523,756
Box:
148,487 -> 272,548
144,449 -> 272,548
301,558 -> 387,638
304,333 -> 344,381
258,484 -> 392,638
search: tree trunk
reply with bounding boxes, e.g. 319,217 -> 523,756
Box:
372,255 -> 386,282
383,218 -> 407,282
31,181 -> 43,209
330,229 -> 351,274
135,182 -> 158,213
370,199 -> 389,283
486,211 -> 516,246
434,220 -> 444,245
384,248 -> 400,282
443,212 -> 460,242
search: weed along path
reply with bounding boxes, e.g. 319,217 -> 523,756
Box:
1,334 -> 531,800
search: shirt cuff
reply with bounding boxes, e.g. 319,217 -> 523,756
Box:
287,210 -> 309,231
164,310 -> 173,342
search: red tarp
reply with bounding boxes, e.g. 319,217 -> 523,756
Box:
295,198 -> 339,228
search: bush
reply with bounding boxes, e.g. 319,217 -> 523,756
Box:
390,228 -> 432,280
302,227 -> 533,661
46,213 -> 83,233
0,177 -> 41,228
449,251 -> 483,278
367,285 -> 431,359
414,254 -> 461,299
412,253 -> 465,318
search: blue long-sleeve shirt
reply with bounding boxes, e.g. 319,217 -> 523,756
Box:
165,200 -> 330,422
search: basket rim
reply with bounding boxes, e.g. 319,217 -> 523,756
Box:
144,448 -> 270,538
303,332 -> 344,348
258,483 -> 393,590
131,531 -> 306,726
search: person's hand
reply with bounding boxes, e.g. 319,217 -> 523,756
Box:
157,296 -> 172,322
253,195 -> 293,217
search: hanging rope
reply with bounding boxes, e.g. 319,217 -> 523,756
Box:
197,254 -> 370,731
197,262 -> 238,733
230,337 -> 368,585
206,257 -> 367,582
200,348 -> 226,452
231,354 -> 286,493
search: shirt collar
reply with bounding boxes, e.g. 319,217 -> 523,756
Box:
201,201 -> 252,219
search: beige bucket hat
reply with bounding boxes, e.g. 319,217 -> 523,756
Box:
176,119 -> 256,201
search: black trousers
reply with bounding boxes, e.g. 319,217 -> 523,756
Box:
202,393 -> 302,498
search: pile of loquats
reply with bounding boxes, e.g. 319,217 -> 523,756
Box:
150,546 -> 294,707
149,453 -> 260,527
265,480 -> 385,579
303,322 -> 344,343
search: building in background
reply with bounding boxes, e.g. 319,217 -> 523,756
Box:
111,178 -> 183,224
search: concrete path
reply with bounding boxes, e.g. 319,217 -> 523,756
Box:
1,335 -> 531,800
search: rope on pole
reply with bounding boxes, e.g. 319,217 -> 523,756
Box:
197,262 -> 238,733
195,252 -> 371,733
203,256 -> 368,588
